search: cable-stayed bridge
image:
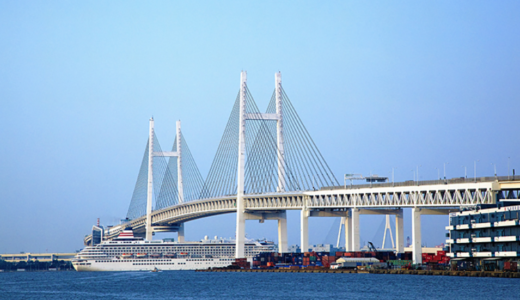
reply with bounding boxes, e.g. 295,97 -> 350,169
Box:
85,71 -> 520,264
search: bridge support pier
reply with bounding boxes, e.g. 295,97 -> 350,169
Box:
351,208 -> 360,251
344,211 -> 352,251
412,208 -> 422,264
278,211 -> 288,253
300,209 -> 309,253
178,223 -> 185,243
396,209 -> 404,253
235,201 -> 246,258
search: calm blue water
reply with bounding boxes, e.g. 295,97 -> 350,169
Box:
1,271 -> 518,299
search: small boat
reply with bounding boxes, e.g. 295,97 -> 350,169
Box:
151,267 -> 161,273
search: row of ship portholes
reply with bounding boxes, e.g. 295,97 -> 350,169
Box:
132,262 -> 187,265
134,262 -> 177,265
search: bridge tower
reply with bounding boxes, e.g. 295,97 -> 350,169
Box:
275,72 -> 288,254
235,71 -> 247,258
145,118 -> 155,241
145,119 -> 185,241
176,120 -> 185,242
235,72 -> 288,258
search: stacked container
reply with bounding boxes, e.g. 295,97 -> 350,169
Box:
321,255 -> 336,268
504,262 -> 518,272
231,258 -> 250,269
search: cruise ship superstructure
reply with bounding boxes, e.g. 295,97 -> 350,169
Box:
72,229 -> 275,271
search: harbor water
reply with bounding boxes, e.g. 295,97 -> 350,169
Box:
1,271 -> 519,299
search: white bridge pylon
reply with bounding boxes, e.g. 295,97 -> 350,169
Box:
145,119 -> 185,241
236,71 -> 288,258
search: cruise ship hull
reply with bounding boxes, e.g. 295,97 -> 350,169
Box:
72,229 -> 275,271
73,257 -> 236,271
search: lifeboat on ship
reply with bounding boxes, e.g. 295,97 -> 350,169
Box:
136,253 -> 148,258
150,254 -> 161,258
164,253 -> 176,258
122,253 -> 133,259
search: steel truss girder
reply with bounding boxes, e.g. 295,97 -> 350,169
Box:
304,189 -> 494,208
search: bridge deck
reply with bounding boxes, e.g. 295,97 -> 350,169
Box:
84,177 -> 520,246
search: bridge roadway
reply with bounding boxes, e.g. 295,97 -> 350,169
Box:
85,177 -> 520,263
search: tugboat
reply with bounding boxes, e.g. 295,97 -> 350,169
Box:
151,267 -> 161,273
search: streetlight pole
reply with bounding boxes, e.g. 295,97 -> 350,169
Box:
435,167 -> 440,180
491,163 -> 496,178
444,162 -> 449,182
412,169 -> 415,182
462,166 -> 467,180
474,160 -> 479,182
508,157 -> 511,180
417,165 -> 421,185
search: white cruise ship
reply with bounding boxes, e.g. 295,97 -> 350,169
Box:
72,229 -> 275,271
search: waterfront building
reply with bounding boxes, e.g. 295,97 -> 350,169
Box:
308,244 -> 344,254
0,253 -> 77,262
447,203 -> 520,271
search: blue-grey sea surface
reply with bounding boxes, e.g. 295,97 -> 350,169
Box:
0,271 -> 517,299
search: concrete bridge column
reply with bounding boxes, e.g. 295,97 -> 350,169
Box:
278,211 -> 288,253
300,209 -> 309,253
396,209 -> 404,253
235,198 -> 246,258
351,208 -> 360,251
177,223 -> 185,243
411,208 -> 458,264
344,211 -> 352,251
412,208 -> 422,264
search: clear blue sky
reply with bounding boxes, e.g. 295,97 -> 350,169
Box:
1,1 -> 519,253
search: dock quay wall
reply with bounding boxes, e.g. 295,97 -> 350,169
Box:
196,268 -> 520,278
